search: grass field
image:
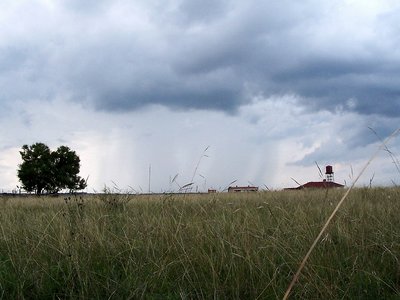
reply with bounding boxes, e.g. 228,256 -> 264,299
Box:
0,188 -> 399,299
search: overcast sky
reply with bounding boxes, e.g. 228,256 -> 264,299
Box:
1,0 -> 399,193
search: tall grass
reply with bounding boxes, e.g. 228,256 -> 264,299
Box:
0,188 -> 399,299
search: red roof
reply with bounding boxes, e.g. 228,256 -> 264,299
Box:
300,181 -> 344,189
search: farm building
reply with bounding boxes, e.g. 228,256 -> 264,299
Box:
286,165 -> 344,190
297,180 -> 344,189
228,185 -> 259,192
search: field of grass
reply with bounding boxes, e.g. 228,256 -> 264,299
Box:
0,188 -> 399,299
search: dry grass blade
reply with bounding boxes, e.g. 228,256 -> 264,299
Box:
283,128 -> 400,300
179,182 -> 194,192
315,161 -> 324,179
191,146 -> 210,183
290,177 -> 302,187
22,209 -> 63,274
369,126 -> 400,176
221,179 -> 237,192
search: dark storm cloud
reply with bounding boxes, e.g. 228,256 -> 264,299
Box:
96,87 -> 242,112
270,57 -> 400,117
1,1 -> 400,117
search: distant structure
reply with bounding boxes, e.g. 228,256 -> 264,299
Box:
325,165 -> 334,182
298,181 -> 344,189
208,189 -> 217,193
286,165 -> 344,190
228,185 -> 259,193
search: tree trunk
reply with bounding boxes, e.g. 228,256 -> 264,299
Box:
36,186 -> 42,195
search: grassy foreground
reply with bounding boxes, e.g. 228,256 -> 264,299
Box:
0,188 -> 399,299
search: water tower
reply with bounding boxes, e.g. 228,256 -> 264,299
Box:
325,165 -> 334,182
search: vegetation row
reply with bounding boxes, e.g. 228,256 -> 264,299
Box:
0,188 -> 399,299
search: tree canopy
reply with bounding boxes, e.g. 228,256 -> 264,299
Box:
17,143 -> 87,194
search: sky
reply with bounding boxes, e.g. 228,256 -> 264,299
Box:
1,0 -> 400,193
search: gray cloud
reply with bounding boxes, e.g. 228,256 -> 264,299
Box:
1,0 -> 400,118
177,0 -> 233,24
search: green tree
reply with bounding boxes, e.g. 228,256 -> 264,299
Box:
17,143 -> 87,194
